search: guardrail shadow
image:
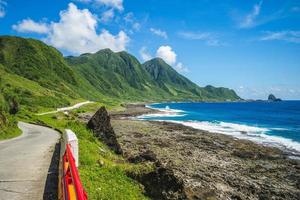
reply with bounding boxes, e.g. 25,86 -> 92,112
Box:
43,142 -> 60,200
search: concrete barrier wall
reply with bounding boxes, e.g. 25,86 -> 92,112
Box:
62,129 -> 79,167
59,129 -> 83,200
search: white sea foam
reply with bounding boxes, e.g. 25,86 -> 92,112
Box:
137,112 -> 186,118
142,104 -> 300,153
270,127 -> 289,131
154,106 -> 185,113
159,120 -> 300,153
140,105 -> 186,118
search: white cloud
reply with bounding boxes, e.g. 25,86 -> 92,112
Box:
0,0 -> 6,18
75,0 -> 123,11
179,31 -> 211,40
100,8 -> 114,22
175,62 -> 189,73
75,0 -> 91,2
124,12 -> 141,32
150,28 -> 168,39
12,19 -> 49,34
156,45 -> 177,65
178,31 -> 224,46
239,1 -> 262,28
140,45 -> 189,73
124,12 -> 134,23
132,22 -> 141,31
47,3 -> 129,54
12,3 -> 129,54
139,47 -> 152,62
96,0 -> 123,11
260,31 -> 300,44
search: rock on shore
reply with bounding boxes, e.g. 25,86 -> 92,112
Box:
87,106 -> 123,154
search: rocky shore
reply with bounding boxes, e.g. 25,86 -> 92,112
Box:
83,104 -> 300,199
110,104 -> 300,200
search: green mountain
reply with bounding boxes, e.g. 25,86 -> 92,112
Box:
65,49 -> 169,101
67,51 -> 240,102
0,35 -> 240,116
0,36 -> 113,112
143,58 -> 240,101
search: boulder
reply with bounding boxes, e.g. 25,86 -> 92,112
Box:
128,162 -> 187,200
87,106 -> 123,154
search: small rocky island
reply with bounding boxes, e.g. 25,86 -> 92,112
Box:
268,94 -> 282,102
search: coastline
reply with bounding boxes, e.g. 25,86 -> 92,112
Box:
109,104 -> 300,200
140,103 -> 300,158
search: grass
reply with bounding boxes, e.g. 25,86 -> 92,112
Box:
0,114 -> 22,140
17,104 -> 152,200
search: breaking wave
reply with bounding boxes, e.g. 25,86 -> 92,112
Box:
166,120 -> 300,153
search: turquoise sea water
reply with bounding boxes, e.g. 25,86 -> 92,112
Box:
138,101 -> 300,156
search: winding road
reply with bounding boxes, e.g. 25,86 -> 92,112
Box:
0,122 -> 60,200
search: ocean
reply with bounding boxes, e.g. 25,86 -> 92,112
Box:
138,101 -> 300,156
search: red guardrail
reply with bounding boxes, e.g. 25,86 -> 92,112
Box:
62,144 -> 87,200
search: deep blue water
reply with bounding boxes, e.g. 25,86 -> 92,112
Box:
138,101 -> 300,153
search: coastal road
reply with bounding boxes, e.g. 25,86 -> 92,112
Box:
37,101 -> 94,116
0,122 -> 60,200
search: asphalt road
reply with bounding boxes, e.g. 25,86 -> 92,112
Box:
0,122 -> 60,200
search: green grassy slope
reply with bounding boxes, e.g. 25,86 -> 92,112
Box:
0,36 -> 77,97
0,36 -> 117,103
0,63 -> 72,139
0,36 -> 114,139
0,64 -> 70,112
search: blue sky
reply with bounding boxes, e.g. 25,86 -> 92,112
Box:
0,0 -> 300,99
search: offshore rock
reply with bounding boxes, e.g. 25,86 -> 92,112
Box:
268,94 -> 282,102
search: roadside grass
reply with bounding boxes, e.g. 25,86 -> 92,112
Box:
18,105 -> 152,200
0,100 -> 115,141
0,114 -> 22,140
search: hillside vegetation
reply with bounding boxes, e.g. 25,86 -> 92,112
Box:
67,50 -> 240,102
143,58 -> 239,101
0,36 -> 240,111
0,35 -> 240,138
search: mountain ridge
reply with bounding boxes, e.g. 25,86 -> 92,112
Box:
0,35 -> 240,115
142,57 -> 240,101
